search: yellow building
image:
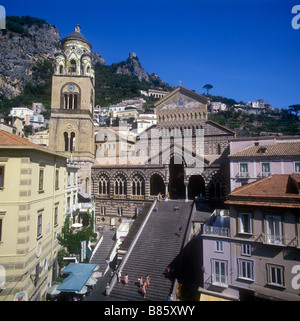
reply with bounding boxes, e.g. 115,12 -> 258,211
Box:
0,129 -> 67,301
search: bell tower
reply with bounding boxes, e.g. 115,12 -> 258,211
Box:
49,25 -> 95,194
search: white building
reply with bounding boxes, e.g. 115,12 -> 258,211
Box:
10,107 -> 34,119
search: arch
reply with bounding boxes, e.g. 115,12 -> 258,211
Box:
98,174 -> 109,195
60,83 -> 81,110
188,175 -> 205,199
69,59 -> 77,74
169,155 -> 185,199
208,173 -> 227,200
150,173 -> 165,196
114,173 -> 127,196
132,173 -> 145,196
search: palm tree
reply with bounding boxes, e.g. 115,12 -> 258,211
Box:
203,84 -> 213,95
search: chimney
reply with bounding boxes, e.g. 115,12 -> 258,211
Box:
75,24 -> 81,33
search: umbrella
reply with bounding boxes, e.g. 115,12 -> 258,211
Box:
75,286 -> 89,294
47,284 -> 61,296
85,276 -> 97,286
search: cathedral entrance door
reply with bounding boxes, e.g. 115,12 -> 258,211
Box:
169,155 -> 185,199
188,175 -> 205,200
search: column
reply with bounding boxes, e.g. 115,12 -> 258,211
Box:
185,183 -> 189,202
165,183 -> 169,201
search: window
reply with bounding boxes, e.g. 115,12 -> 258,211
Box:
39,168 -> 44,191
100,206 -> 106,216
238,259 -> 254,281
118,207 -> 123,216
238,213 -> 252,234
99,175 -> 109,195
67,172 -> 71,186
265,215 -> 283,245
241,243 -> 251,256
54,207 -> 58,226
215,240 -> 224,253
261,162 -> 271,177
267,264 -> 284,287
37,214 -> 42,238
239,163 -> 249,178
0,166 -> 4,188
114,174 -> 127,196
295,162 -> 300,173
55,169 -> 59,189
0,217 -> 2,242
212,260 -> 227,286
132,174 -> 145,196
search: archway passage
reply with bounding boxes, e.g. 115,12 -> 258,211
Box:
150,174 -> 165,196
188,175 -> 205,200
169,155 -> 185,199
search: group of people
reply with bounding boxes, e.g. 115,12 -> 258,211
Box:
117,270 -> 129,286
117,270 -> 151,299
156,192 -> 169,202
138,275 -> 151,298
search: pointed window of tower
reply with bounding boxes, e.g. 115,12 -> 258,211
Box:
64,132 -> 69,151
70,60 -> 76,74
70,132 -> 75,152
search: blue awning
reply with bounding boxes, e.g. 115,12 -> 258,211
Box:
57,263 -> 98,292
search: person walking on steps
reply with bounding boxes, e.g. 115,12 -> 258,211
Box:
117,270 -> 121,283
179,226 -> 183,237
138,276 -> 144,290
142,283 -> 147,298
145,275 -> 151,288
124,273 -> 128,286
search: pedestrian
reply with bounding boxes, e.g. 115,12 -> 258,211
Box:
124,273 -> 128,286
145,275 -> 151,288
179,226 -> 182,237
142,283 -> 146,298
138,276 -> 144,290
117,270 -> 121,283
174,205 -> 179,211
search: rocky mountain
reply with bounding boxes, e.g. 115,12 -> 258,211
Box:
0,16 -> 172,112
0,16 -> 105,100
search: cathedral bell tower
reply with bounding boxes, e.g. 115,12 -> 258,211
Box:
49,25 -> 95,194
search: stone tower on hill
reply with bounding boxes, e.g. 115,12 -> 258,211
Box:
49,25 -> 95,194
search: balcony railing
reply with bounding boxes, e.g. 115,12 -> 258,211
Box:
238,172 -> 250,178
261,172 -> 271,178
263,233 -> 285,245
212,274 -> 228,287
203,225 -> 230,237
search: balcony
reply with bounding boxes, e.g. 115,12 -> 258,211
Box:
212,274 -> 228,288
238,172 -> 250,178
261,172 -> 271,178
263,233 -> 285,246
202,209 -> 230,237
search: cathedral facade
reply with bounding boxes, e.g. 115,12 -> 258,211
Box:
92,86 -> 235,229
48,25 -> 235,230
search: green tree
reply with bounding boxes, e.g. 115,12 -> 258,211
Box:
288,104 -> 300,116
203,84 -> 213,95
57,214 -> 97,257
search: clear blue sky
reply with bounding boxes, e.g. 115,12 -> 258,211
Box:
2,0 -> 300,109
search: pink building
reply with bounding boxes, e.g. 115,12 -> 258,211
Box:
229,136 -> 300,191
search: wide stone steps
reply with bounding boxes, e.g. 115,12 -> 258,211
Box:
109,200 -> 193,301
90,229 -> 116,274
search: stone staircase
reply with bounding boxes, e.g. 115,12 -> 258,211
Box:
90,228 -> 116,275
109,200 -> 193,301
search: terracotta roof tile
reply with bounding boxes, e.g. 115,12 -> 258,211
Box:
229,142 -> 300,158
0,129 -> 45,147
226,174 -> 300,207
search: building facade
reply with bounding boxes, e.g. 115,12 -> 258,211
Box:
200,174 -> 300,301
0,130 -> 67,301
92,86 -> 235,229
229,136 -> 300,191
